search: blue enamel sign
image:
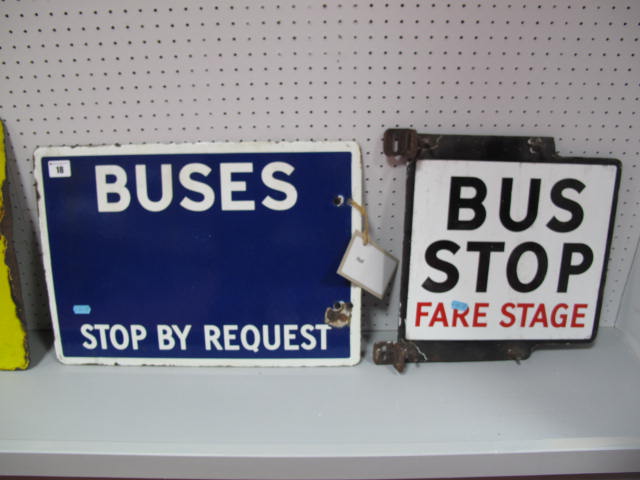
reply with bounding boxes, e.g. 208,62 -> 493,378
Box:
35,142 -> 361,366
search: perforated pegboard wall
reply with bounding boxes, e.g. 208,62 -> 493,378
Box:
1,0 -> 638,331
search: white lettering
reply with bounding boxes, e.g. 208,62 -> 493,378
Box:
95,165 -> 131,212
240,324 -> 261,353
204,325 -> 223,351
135,164 -> 173,212
202,323 -> 329,353
179,163 -> 215,212
157,324 -> 175,350
80,324 -> 97,350
110,324 -> 129,350
261,161 -> 297,211
223,324 -> 240,350
315,324 -> 330,350
96,161 -> 301,213
220,162 -> 256,211
283,324 -> 300,351
130,324 -> 147,350
299,324 -> 317,351
80,324 -> 147,350
262,324 -> 281,351
94,324 -> 110,349
172,324 -> 191,351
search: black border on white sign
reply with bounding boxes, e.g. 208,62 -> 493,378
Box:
374,130 -> 621,371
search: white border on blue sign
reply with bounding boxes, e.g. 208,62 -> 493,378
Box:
35,141 -> 362,367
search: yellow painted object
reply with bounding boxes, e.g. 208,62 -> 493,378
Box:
0,121 -> 29,370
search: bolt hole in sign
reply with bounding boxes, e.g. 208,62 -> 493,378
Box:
399,134 -> 620,360
35,142 -> 362,366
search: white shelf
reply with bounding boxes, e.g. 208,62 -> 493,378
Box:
1,328 -> 639,479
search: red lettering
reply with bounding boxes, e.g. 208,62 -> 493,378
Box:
430,302 -> 448,327
529,304 -> 549,327
550,303 -> 568,327
415,302 -> 432,327
571,303 -> 588,328
500,302 -> 516,327
497,302 -> 588,329
452,307 -> 469,327
473,303 -> 489,327
517,303 -> 535,327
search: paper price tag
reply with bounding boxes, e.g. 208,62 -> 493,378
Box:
338,232 -> 399,299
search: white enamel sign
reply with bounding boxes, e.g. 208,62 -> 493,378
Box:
405,159 -> 619,342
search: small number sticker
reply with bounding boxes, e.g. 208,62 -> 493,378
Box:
48,160 -> 71,178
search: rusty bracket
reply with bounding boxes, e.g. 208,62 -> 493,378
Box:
373,340 -> 426,373
374,339 -> 535,372
383,128 -> 441,166
384,128 -> 557,166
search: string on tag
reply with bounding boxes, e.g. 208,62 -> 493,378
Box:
348,198 -> 370,245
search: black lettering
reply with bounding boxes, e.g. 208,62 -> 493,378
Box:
506,242 -> 548,292
423,240 -> 460,293
547,179 -> 585,233
500,178 -> 541,232
557,243 -> 593,292
467,242 -> 506,292
447,177 -> 487,230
